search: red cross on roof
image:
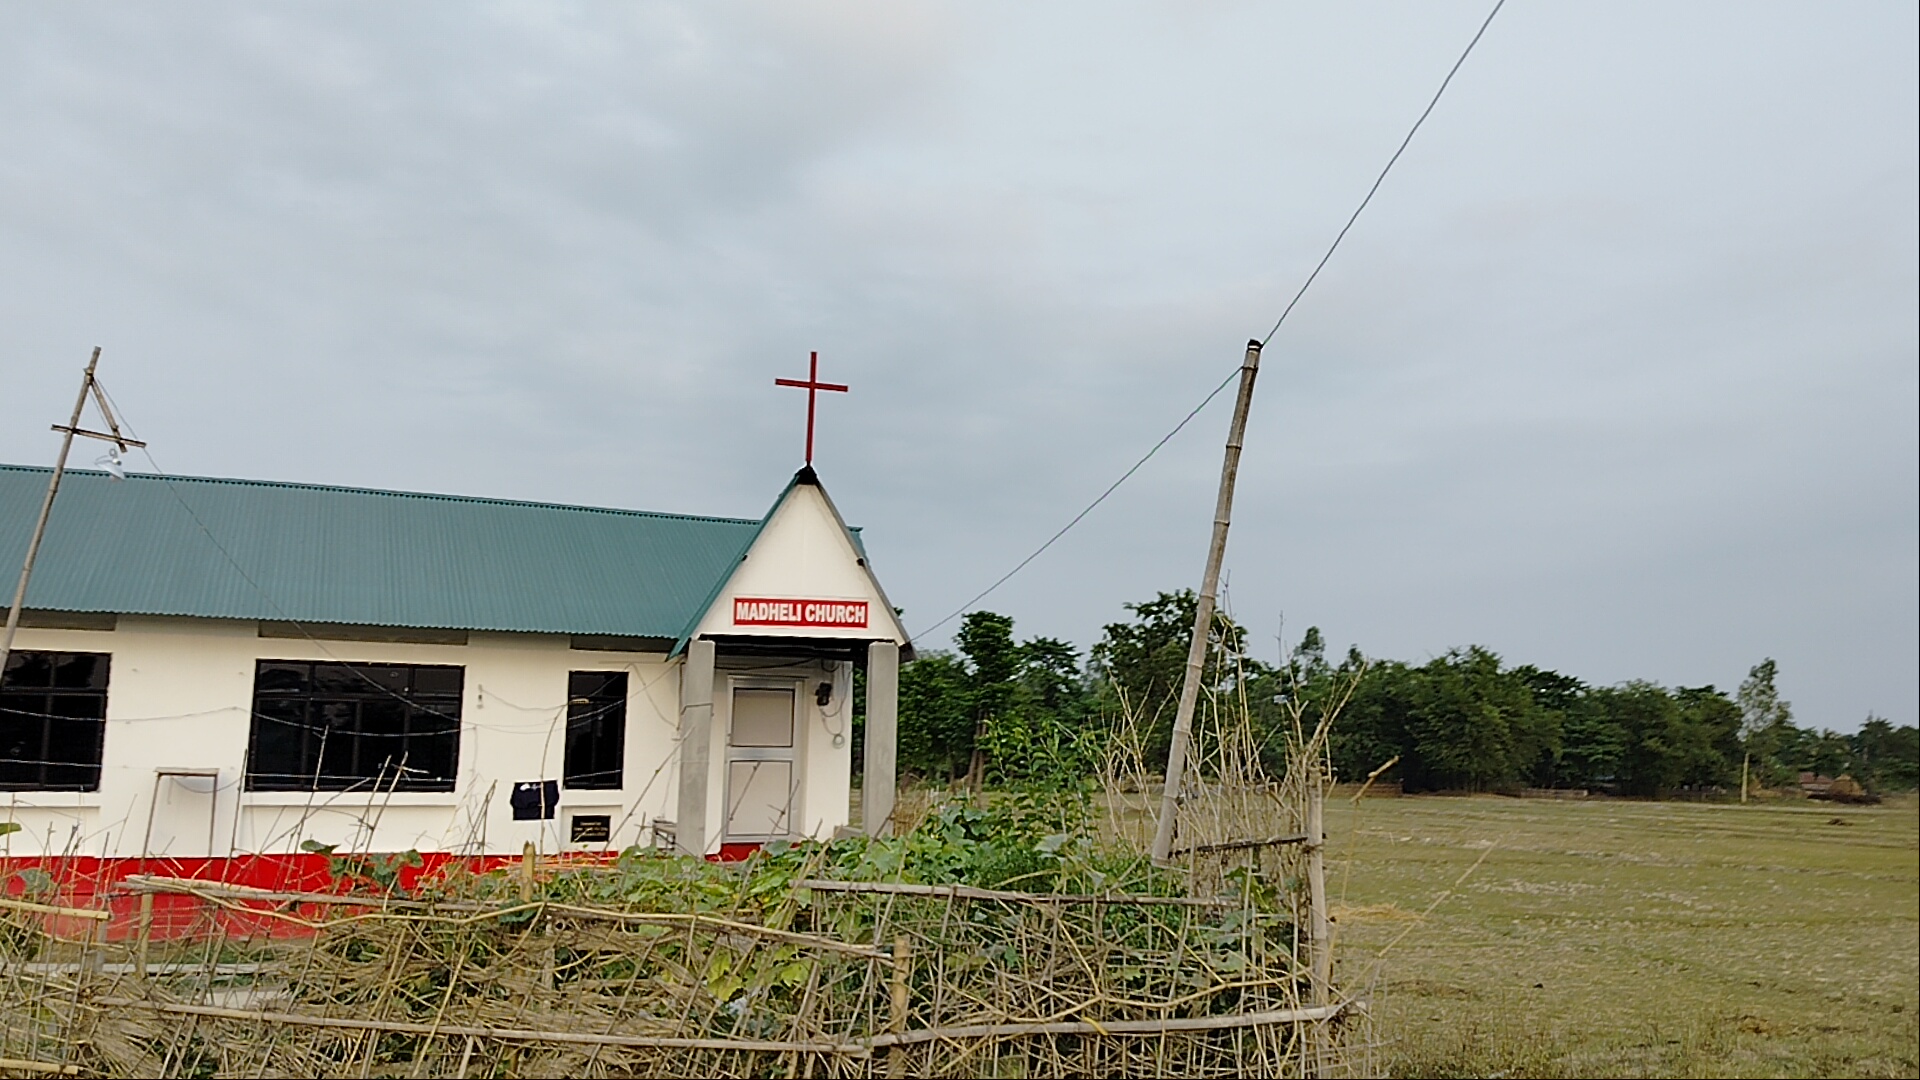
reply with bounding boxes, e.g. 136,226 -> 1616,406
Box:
774,351 -> 849,466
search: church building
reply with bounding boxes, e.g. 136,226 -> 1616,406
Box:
0,457 -> 911,894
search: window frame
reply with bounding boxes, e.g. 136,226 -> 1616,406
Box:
244,660 -> 464,793
563,670 -> 628,791
0,650 -> 111,792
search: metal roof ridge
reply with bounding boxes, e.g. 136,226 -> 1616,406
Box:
0,462 -> 763,527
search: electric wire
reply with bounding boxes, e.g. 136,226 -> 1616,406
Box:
911,0 -> 1506,641
912,368 -> 1242,639
1260,0 -> 1506,347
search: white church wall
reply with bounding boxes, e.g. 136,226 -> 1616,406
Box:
691,483 -> 906,645
800,660 -> 855,840
1,617 -> 689,860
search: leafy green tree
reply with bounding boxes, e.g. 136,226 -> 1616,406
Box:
1800,729 -> 1856,780
1580,681 -> 1742,797
1401,647 -> 1538,791
981,635 -> 1100,787
1089,591 -> 1247,766
1673,685 -> 1743,790
1736,659 -> 1791,799
1018,637 -> 1088,717
1554,693 -> 1629,789
1599,681 -> 1695,796
1331,657 -> 1416,786
894,591 -> 1851,809
898,612 -> 1101,787
1852,715 -> 1920,792
897,652 -> 976,780
1882,725 -> 1919,790
1249,626 -> 1348,774
954,612 -> 1019,785
1514,665 -> 1583,787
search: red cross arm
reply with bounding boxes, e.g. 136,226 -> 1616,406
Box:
775,378 -> 849,392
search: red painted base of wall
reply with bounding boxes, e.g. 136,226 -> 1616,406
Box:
2,846 -> 762,943
713,842 -> 763,863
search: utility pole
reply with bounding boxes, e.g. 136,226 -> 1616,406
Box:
1,347 -> 144,673
1150,339 -> 1262,864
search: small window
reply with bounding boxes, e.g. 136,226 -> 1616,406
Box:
1,651 -> 110,791
564,671 -> 627,790
244,661 -> 463,792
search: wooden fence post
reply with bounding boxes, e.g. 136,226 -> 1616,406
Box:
886,936 -> 912,1078
1305,764 -> 1333,1072
135,892 -> 155,979
1306,764 -> 1331,1004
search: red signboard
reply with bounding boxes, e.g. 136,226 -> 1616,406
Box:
733,597 -> 870,629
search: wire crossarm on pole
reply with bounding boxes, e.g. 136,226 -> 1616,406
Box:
1,347 -> 145,670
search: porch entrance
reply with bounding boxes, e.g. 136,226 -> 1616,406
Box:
724,679 -> 801,841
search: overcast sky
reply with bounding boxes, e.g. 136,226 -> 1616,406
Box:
2,2 -> 1914,731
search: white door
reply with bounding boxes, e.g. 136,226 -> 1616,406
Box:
142,768 -> 223,858
724,681 -> 800,841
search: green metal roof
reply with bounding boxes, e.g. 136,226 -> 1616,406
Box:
0,464 -> 768,640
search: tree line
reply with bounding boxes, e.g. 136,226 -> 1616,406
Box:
881,591 -> 1919,796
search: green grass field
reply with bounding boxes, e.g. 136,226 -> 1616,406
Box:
1323,794 -> 1920,1079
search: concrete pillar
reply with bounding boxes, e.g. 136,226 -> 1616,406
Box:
863,641 -> 900,837
675,638 -> 716,856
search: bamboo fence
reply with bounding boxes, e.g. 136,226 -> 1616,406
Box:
2,678 -> 1374,1078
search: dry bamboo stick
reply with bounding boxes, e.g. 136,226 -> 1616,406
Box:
117,875 -> 407,906
1350,755 -> 1400,804
1170,834 -> 1309,857
0,896 -> 108,922
0,1058 -> 81,1076
793,880 -> 1233,908
3,961 -> 266,977
92,998 -> 873,1057
116,877 -> 892,959
867,1001 -> 1356,1048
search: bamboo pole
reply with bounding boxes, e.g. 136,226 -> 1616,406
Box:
867,1002 -> 1357,1047
1,347 -> 100,668
1169,834 -> 1309,857
86,996 -> 1360,1057
1151,340 -> 1264,864
0,896 -> 108,922
134,891 -> 154,979
1304,763 -> 1333,1070
886,935 -> 911,1078
793,879 -> 1233,908
0,1058 -> 82,1076
91,998 -> 873,1057
1306,764 -> 1331,1005
118,876 -> 893,958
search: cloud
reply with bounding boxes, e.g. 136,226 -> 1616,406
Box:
0,1 -> 1912,730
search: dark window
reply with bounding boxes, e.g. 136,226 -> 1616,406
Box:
1,651 -> 110,791
244,661 -> 463,792
564,671 -> 627,790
